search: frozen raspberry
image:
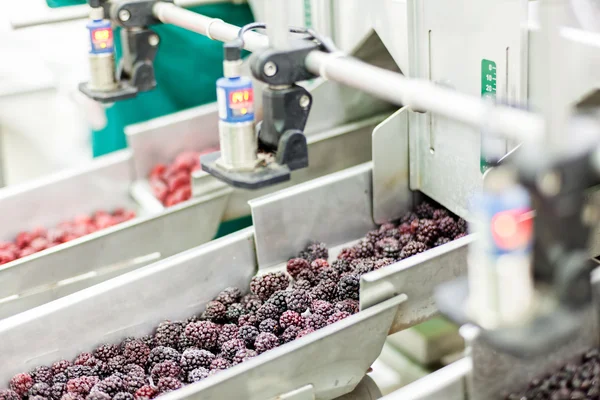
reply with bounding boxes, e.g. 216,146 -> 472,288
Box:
292,280 -> 313,291
415,219 -> 439,245
316,268 -> 339,282
65,366 -> 92,380
353,240 -> 374,258
286,258 -> 310,279
123,375 -> 145,395
73,353 -> 94,366
375,237 -> 401,259
107,356 -> 126,375
66,377 -> 97,396
399,241 -> 428,259
254,333 -> 279,354
122,364 -> 144,378
240,293 -> 261,307
51,383 -> 66,400
330,259 -> 352,275
92,376 -> 124,397
10,373 -> 34,396
295,270 -> 316,285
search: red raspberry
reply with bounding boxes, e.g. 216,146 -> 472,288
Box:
30,226 -> 47,239
95,215 -> 115,230
47,228 -> 66,243
30,237 -> 49,252
175,151 -> 200,170
0,250 -> 17,265
167,172 -> 190,193
150,163 -> 167,179
15,232 -> 33,248
150,178 -> 168,204
74,215 -> 93,226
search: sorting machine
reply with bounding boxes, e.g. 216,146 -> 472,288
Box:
3,0 -> 600,399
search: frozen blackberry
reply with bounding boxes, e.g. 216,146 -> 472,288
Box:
156,377 -> 182,394
214,286 -> 242,306
416,219 -> 439,245
317,267 -> 339,283
95,376 -> 125,397
286,258 -> 310,279
66,378 -> 97,396
122,375 -> 145,395
30,383 -> 52,398
217,324 -> 240,348
303,314 -> 326,330
256,303 -> 282,323
330,259 -> 352,275
337,274 -> 359,300
209,358 -> 231,371
232,349 -> 257,365
397,223 -> 413,236
154,321 -> 184,349
90,361 -> 111,379
397,233 -> 413,247
297,242 -> 328,262
113,393 -> 133,400
244,298 -> 263,314
309,259 -> 329,275
365,229 -> 385,245
279,326 -> 300,344
147,346 -> 181,369
311,280 -> 337,303
399,241 -> 428,259
61,394 -> 83,400
240,293 -> 260,307
375,237 -> 401,259
250,272 -> 290,300
65,367 -> 92,380
150,361 -> 181,382
94,344 -> 120,362
254,333 -> 279,354
52,361 -> 72,376
202,300 -> 227,323
286,289 -> 311,313
183,321 -> 219,350
53,374 -> 68,385
296,328 -> 315,339
327,311 -> 351,325
239,325 -> 259,348
31,366 -> 54,386
292,279 -> 313,291
29,396 -> 47,400
437,216 -> 459,238
140,335 -> 156,350
456,218 -> 467,233
180,349 -> 215,373
134,385 -> 157,400
265,290 -> 289,312
434,237 -> 451,247
279,310 -> 304,330
353,240 -> 374,258
415,202 -> 435,219
220,339 -> 246,361
258,318 -> 279,335
432,209 -> 449,220
225,303 -> 245,324
455,232 -> 467,239
51,384 -> 66,400
336,248 -> 357,263
107,356 -> 127,375
122,364 -> 144,378
373,258 -> 395,270
237,314 -> 258,327
0,390 -> 20,400
122,340 -> 150,366
295,269 -> 316,285
401,211 -> 419,225
177,332 -> 195,352
86,392 -> 110,400
73,353 -> 94,366
310,300 -> 334,317
187,368 -> 209,383
335,300 -> 359,314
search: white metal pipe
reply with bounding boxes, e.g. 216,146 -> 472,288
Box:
153,2 -> 268,52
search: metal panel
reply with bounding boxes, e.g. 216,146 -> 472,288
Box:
380,358 -> 470,400
373,107 -> 410,224
0,228 -> 257,382
0,187 -> 231,317
407,0 -> 528,219
0,150 -> 139,242
250,163 -> 376,269
203,114 -> 387,222
361,235 -> 473,333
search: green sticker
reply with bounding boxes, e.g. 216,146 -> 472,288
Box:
304,0 -> 312,28
480,59 -> 498,172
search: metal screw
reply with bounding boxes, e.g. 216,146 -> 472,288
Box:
264,62 -> 277,77
299,95 -> 310,108
118,9 -> 131,22
149,35 -> 160,46
537,171 -> 561,196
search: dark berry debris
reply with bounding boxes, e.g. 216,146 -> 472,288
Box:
258,318 -> 280,335
150,361 -> 181,382
239,325 -> 259,348
225,303 -> 245,324
232,349 -> 257,365
254,333 -> 279,354
214,287 -> 242,306
134,385 -> 157,400
220,339 -> 246,361
399,241 -> 428,259
180,349 -> 215,373
286,258 -> 310,279
154,321 -> 184,349
122,340 -> 150,367
147,347 -> 181,369
93,344 -> 120,362
156,377 -> 182,394
217,324 -> 240,348
310,300 -> 334,318
279,310 -> 304,330
209,358 -> 230,371
256,303 -> 282,323
11,373 -> 34,396
297,242 -> 328,262
338,274 -> 359,300
286,289 -> 312,313
250,272 -> 290,301
201,301 -> 227,323
183,321 -> 219,350
279,326 -> 301,344
237,314 -> 258,327
187,368 -> 209,383
310,280 -> 338,303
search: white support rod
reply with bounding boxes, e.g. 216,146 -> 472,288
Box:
155,4 -> 545,142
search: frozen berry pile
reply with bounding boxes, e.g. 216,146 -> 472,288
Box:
507,348 -> 600,399
0,201 -> 464,399
0,209 -> 136,266
148,149 -> 217,208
